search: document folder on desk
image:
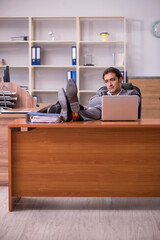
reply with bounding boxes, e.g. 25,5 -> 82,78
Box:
26,112 -> 62,123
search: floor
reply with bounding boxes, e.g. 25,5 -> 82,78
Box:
0,187 -> 160,240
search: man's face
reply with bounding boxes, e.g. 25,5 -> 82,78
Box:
104,72 -> 123,95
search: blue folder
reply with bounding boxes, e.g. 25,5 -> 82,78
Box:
72,46 -> 76,65
32,46 -> 41,65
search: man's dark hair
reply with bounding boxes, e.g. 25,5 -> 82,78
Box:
103,67 -> 123,79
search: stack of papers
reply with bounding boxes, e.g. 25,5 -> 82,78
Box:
0,96 -> 17,101
11,36 -> 28,41
0,90 -> 17,108
0,101 -> 15,106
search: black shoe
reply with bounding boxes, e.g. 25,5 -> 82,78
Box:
58,88 -> 72,122
66,79 -> 80,112
48,101 -> 61,113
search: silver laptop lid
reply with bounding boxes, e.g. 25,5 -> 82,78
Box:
101,95 -> 138,121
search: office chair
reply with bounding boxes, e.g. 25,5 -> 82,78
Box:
99,83 -> 142,119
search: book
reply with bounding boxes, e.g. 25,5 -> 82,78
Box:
26,112 -> 62,123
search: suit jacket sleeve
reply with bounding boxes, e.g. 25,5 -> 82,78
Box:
88,88 -> 108,107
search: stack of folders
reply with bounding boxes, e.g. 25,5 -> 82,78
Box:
0,90 -> 17,108
26,112 -> 62,123
32,46 -> 41,65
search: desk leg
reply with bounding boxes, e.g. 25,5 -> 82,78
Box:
8,127 -> 12,211
8,127 -> 22,211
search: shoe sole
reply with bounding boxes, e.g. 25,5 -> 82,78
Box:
58,88 -> 72,122
66,79 -> 80,112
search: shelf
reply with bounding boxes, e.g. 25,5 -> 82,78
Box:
79,17 -> 125,42
0,41 -> 29,44
32,17 -> 77,42
32,17 -> 76,20
31,65 -> 76,68
31,40 -> 76,44
0,17 -> 29,42
79,41 -> 124,44
79,16 -> 125,20
0,16 -> 28,19
0,65 -> 29,68
0,16 -> 126,104
79,65 -> 125,69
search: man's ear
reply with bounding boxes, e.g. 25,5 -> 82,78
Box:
119,77 -> 123,84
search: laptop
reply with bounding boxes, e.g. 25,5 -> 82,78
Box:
101,95 -> 138,121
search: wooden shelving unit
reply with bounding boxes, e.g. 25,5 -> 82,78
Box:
0,16 -> 126,105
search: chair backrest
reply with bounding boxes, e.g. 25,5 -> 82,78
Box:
99,83 -> 142,119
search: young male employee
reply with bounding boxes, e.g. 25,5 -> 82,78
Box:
57,67 -> 140,121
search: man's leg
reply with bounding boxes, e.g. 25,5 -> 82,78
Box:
78,105 -> 101,120
58,88 -> 72,122
66,79 -> 101,121
66,79 -> 80,112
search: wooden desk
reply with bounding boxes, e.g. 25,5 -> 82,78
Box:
0,103 -> 50,185
8,119 -> 160,211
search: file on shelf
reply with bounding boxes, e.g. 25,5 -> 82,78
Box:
32,46 -> 41,65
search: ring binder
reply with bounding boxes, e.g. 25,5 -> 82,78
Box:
26,112 -> 62,123
67,71 -> 76,84
32,46 -> 41,65
72,46 -> 76,65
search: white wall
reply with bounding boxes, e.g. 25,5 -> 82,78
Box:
0,0 -> 160,77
